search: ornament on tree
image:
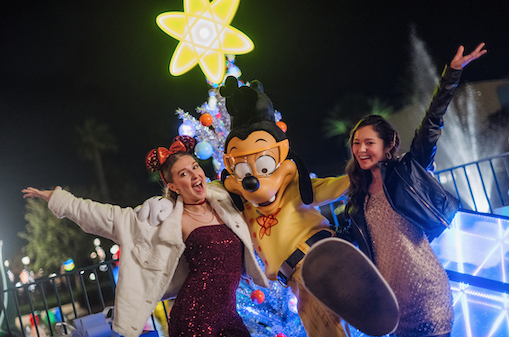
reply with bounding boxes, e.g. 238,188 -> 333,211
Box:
178,122 -> 196,137
275,334 -> 287,337
200,113 -> 213,127
250,289 -> 265,304
212,158 -> 221,171
276,121 -> 287,133
194,141 -> 213,160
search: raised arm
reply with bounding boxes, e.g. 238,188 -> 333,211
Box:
23,186 -> 140,244
450,42 -> 487,70
411,42 -> 487,169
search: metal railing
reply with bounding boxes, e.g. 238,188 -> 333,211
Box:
434,151 -> 509,214
2,261 -> 115,337
2,260 -> 169,337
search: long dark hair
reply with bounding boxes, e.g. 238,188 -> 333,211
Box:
345,115 -> 400,214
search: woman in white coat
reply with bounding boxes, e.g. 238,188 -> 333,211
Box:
22,135 -> 268,337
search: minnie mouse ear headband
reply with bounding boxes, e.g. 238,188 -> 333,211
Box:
146,135 -> 196,184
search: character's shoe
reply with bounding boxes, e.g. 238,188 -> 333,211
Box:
301,238 -> 399,336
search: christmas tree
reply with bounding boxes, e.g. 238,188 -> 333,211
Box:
175,56 -> 285,178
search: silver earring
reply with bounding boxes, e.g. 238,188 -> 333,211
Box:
386,152 -> 392,160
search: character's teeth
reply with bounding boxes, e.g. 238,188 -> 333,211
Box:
269,195 -> 276,202
252,203 -> 259,207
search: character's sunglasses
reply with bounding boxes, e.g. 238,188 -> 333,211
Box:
223,140 -> 289,180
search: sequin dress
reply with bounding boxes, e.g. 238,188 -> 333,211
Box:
168,224 -> 250,337
364,190 -> 453,337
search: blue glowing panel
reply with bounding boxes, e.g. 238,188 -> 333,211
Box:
431,211 -> 509,336
449,281 -> 509,336
432,211 -> 509,284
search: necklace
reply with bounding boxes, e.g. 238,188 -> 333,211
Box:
183,207 -> 215,216
184,208 -> 216,224
184,200 -> 207,206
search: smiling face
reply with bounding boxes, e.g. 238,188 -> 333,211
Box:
223,130 -> 296,216
166,154 -> 207,203
351,125 -> 390,172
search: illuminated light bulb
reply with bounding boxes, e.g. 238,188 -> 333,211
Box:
21,256 -> 30,265
63,259 -> 75,272
110,244 -> 120,255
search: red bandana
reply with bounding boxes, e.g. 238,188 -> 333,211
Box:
256,209 -> 281,239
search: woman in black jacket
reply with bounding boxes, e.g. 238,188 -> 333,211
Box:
345,43 -> 486,337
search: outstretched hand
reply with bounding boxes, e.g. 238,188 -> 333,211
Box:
135,196 -> 174,226
450,42 -> 487,70
22,186 -> 61,202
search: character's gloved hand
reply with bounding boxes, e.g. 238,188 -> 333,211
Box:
135,196 -> 174,226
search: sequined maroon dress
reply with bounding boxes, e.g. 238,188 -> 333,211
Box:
168,224 -> 250,337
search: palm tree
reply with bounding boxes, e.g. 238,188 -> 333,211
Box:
20,197 -> 96,275
324,94 -> 394,141
75,118 -> 117,202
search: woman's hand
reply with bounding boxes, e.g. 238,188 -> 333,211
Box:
22,186 -> 61,202
450,42 -> 487,70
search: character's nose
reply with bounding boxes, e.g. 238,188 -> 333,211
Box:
242,176 -> 260,192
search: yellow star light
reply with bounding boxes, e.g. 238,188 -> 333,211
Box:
156,0 -> 254,84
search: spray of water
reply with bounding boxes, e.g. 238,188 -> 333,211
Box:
406,30 -> 504,212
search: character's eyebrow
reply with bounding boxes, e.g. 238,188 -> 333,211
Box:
255,139 -> 268,143
230,146 -> 237,151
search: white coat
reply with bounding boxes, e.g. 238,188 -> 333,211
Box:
48,183 -> 269,337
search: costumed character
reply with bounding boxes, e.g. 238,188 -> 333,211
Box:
218,77 -> 399,336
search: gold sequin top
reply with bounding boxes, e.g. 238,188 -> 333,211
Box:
364,189 -> 453,337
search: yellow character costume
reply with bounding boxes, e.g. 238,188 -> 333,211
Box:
220,76 -> 399,337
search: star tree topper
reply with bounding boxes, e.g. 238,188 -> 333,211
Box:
156,0 -> 254,84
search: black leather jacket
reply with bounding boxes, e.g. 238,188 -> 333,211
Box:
346,65 -> 462,263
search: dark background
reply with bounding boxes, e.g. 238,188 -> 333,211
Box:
1,0 -> 508,262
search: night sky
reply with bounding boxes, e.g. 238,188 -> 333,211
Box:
1,0 -> 508,262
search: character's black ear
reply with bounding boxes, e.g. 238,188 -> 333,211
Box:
220,169 -> 244,211
288,150 -> 313,204
219,76 -> 239,99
